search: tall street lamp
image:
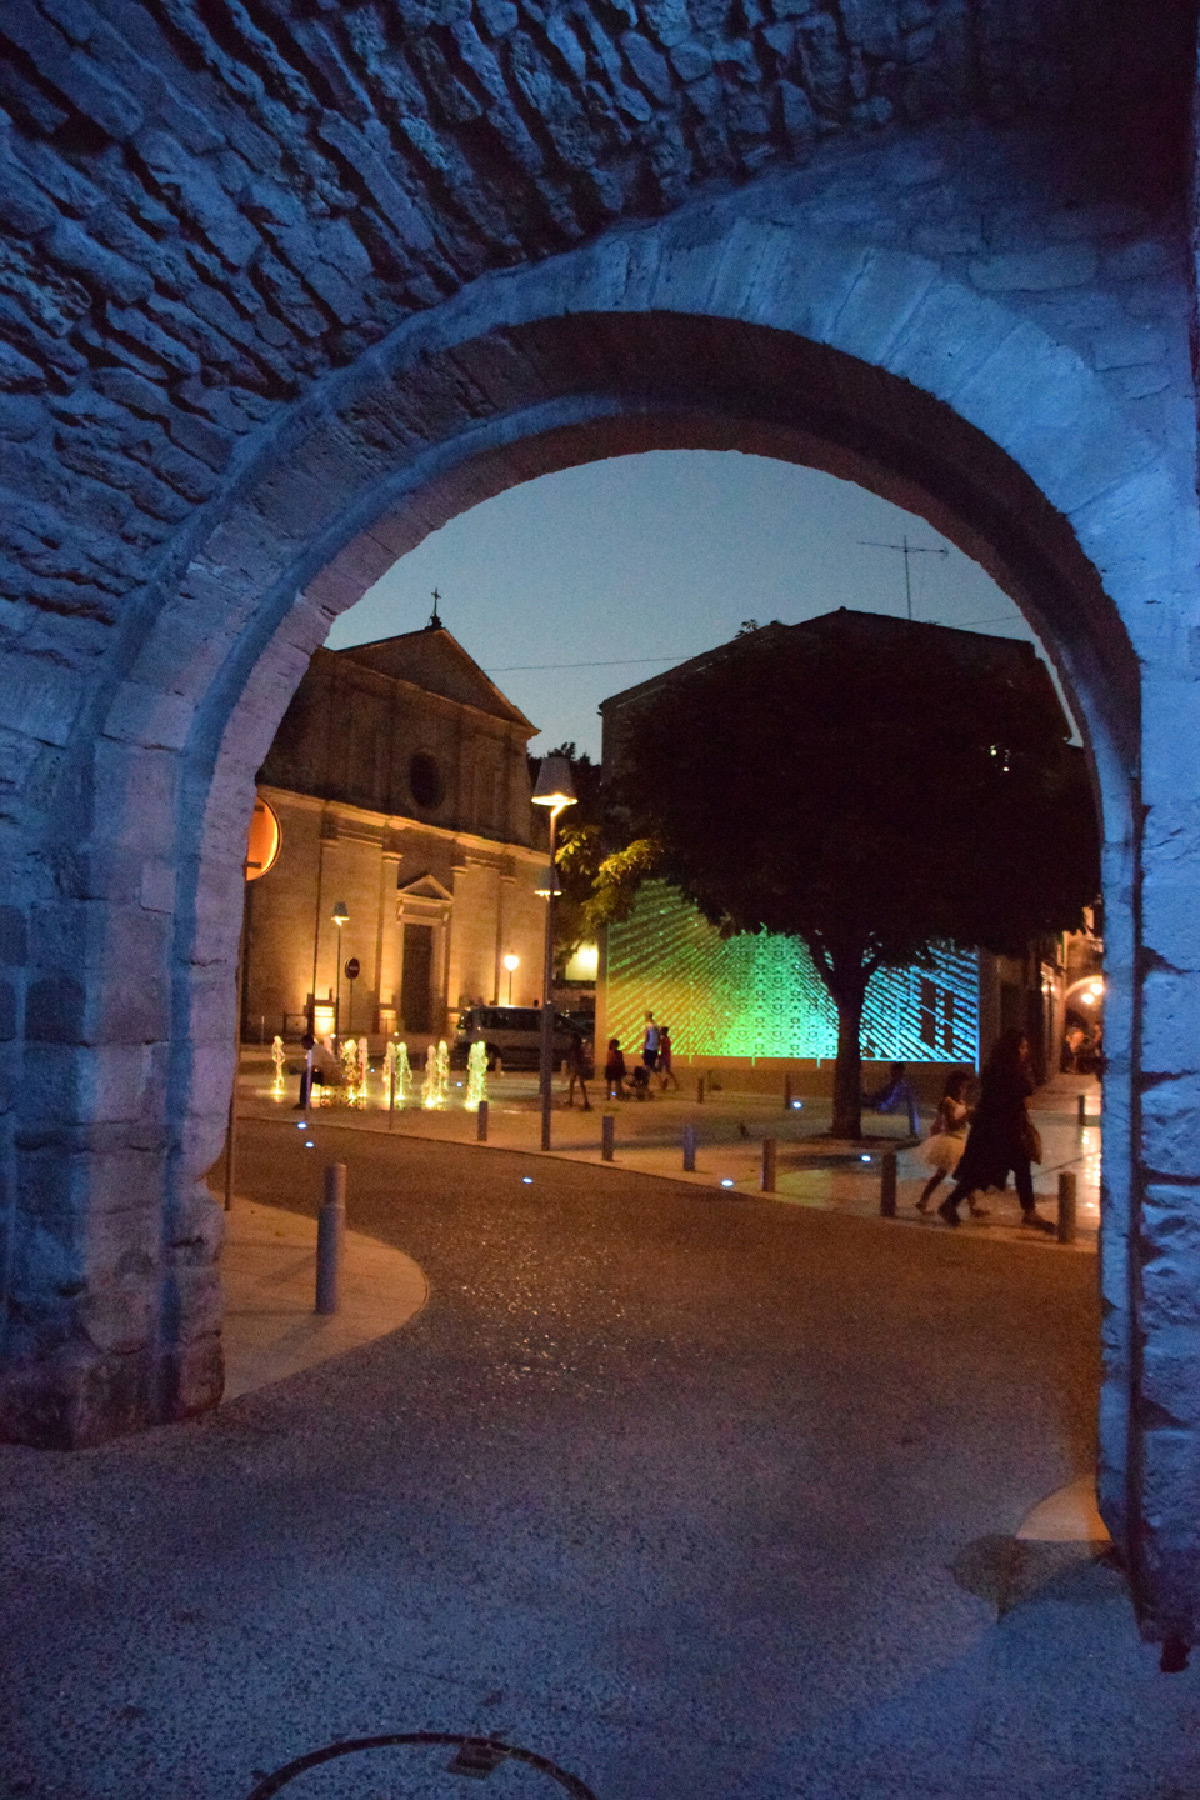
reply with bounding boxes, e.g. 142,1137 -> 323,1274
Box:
532,755 -> 576,1152
332,900 -> 349,1044
503,952 -> 520,1004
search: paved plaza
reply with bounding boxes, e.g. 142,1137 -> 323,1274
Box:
4,1102 -> 1198,1800
244,1052 -> 1101,1247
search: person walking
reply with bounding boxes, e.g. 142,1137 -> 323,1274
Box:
604,1037 -> 628,1100
937,1029 -> 1053,1230
916,1069 -> 974,1214
566,1029 -> 591,1110
658,1023 -> 678,1090
642,1011 -> 660,1074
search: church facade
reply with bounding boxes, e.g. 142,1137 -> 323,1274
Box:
243,624 -> 548,1047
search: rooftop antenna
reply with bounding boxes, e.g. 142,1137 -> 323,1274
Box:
427,587 -> 443,630
857,534 -> 949,621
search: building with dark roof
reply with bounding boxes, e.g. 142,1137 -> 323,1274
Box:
598,612 -> 1084,1086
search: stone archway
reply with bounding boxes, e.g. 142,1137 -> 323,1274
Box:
5,197 -> 1199,1644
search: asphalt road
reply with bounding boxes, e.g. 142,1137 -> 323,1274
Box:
2,1120 -> 1196,1800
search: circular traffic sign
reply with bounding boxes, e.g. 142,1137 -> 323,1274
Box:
344,956 -> 361,980
244,796 -> 281,881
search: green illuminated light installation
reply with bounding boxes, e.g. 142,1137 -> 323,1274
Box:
606,882 -> 978,1065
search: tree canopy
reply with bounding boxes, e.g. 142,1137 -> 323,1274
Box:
611,611 -> 1099,1137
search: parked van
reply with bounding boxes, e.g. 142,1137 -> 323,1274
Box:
452,1004 -> 577,1070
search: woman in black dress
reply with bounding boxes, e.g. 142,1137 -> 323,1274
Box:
937,1029 -> 1053,1231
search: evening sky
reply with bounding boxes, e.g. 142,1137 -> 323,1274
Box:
326,450 -> 1061,758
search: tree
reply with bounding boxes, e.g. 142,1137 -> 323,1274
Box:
530,744 -> 655,969
612,612 -> 1100,1138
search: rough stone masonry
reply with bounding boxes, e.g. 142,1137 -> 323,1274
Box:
0,0 -> 1199,1647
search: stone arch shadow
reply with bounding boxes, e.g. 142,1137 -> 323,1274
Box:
41,221 -> 1162,1561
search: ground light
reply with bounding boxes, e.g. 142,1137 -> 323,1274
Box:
523,1177 -> 533,1184
721,1178 -> 735,1188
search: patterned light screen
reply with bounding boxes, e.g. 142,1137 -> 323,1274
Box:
605,882 -> 979,1065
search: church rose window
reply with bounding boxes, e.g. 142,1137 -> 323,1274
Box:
409,752 -> 444,809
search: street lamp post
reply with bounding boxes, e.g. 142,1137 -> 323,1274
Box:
503,953 -> 519,1004
531,755 -> 576,1152
332,901 -> 348,1044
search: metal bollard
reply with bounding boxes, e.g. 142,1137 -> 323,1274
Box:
476,1098 -> 488,1143
760,1136 -> 777,1193
682,1122 -> 697,1172
1077,1092 -> 1087,1129
601,1114 -> 615,1162
783,1073 -> 792,1113
316,1162 -> 346,1315
880,1150 -> 897,1218
696,1075 -> 706,1105
298,1057 -> 312,1111
1057,1170 -> 1077,1245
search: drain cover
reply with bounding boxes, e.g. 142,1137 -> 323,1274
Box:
245,1732 -> 598,1798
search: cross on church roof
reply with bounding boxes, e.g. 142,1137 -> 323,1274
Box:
427,588 -> 443,630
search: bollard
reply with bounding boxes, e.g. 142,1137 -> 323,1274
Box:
297,1052 -> 312,1111
696,1075 -> 706,1105
316,1162 -> 346,1315
783,1073 -> 792,1113
1077,1092 -> 1087,1129
760,1136 -> 777,1193
682,1122 -> 697,1172
1057,1170 -> 1077,1244
601,1114 -> 615,1162
476,1098 -> 488,1143
880,1150 -> 897,1218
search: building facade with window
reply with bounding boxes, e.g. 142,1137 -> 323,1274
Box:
242,624 -> 548,1047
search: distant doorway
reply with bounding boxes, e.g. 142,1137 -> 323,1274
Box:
401,924 -> 434,1033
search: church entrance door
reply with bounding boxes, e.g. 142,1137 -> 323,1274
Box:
401,924 -> 434,1034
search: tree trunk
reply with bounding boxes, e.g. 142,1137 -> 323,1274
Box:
830,983 -> 865,1140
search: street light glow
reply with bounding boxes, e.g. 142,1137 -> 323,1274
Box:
531,754 -> 577,812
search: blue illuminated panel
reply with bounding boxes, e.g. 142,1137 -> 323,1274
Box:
606,882 -> 978,1064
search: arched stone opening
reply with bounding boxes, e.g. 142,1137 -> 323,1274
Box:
7,212 -> 1193,1636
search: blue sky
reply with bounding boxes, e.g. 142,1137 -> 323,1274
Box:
326,450 -> 1053,759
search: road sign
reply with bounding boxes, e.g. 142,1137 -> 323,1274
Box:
345,956 -> 360,980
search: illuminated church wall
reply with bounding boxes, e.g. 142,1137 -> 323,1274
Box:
603,882 -> 979,1066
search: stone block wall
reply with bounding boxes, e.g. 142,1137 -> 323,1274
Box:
0,0 -> 1198,1645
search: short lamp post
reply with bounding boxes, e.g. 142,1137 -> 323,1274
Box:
532,755 -> 576,1152
332,901 -> 349,1044
503,952 -> 520,1005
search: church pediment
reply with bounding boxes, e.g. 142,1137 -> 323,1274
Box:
397,872 -> 454,903
337,627 -> 534,732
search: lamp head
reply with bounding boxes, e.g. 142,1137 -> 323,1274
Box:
532,754 -> 576,812
503,954 -> 520,972
332,901 -> 349,926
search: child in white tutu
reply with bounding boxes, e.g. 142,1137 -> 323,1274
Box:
916,1070 -> 977,1214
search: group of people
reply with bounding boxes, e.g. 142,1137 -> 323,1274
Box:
917,1028 -> 1055,1231
582,1011 -> 1054,1234
603,1010 -> 677,1100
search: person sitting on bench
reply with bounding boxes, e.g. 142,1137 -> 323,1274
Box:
862,1061 -> 920,1137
